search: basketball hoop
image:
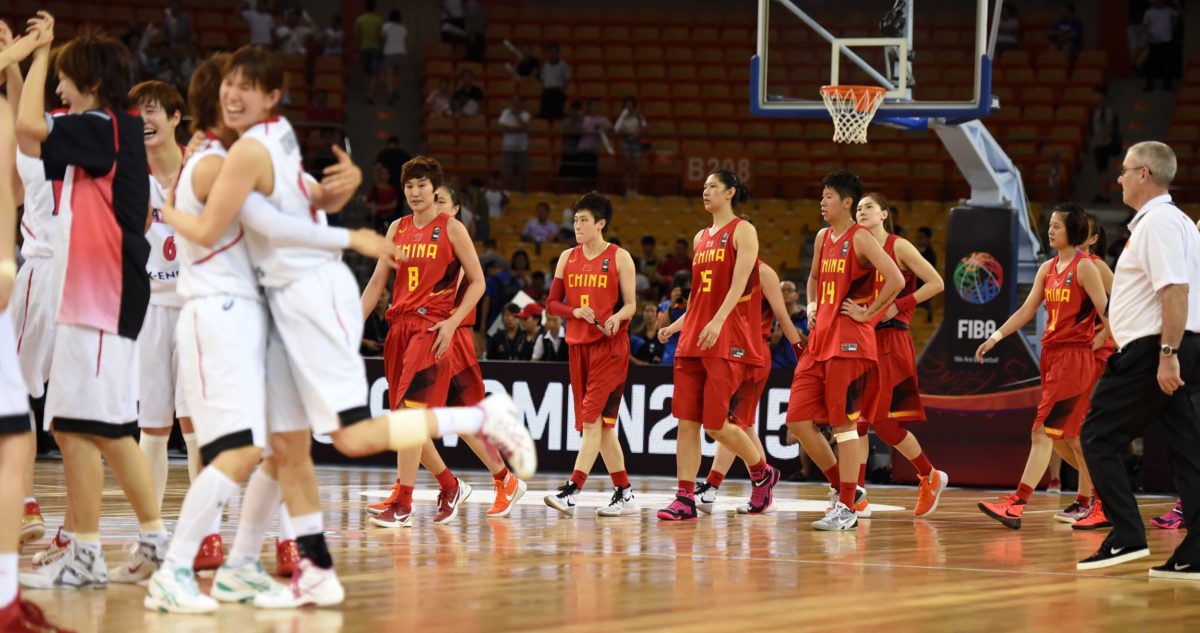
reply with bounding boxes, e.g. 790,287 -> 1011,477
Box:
819,85 -> 887,144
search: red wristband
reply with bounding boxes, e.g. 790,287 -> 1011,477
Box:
895,294 -> 918,313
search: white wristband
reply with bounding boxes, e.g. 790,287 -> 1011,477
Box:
989,331 -> 1003,343
807,302 -> 817,314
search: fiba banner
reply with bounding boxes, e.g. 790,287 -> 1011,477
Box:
311,360 -> 798,477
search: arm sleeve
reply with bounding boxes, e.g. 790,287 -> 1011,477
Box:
547,277 -> 574,318
41,112 -> 115,178
238,192 -> 352,250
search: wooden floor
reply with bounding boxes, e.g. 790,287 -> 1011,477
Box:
19,462 -> 1198,633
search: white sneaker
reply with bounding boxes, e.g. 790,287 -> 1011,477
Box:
695,481 -> 718,514
477,392 -> 537,480
544,482 -> 579,517
20,541 -> 107,589
110,533 -> 168,584
812,502 -> 859,531
144,565 -> 219,614
825,485 -> 871,518
597,486 -> 640,517
32,529 -> 71,567
212,560 -> 276,603
253,559 -> 345,609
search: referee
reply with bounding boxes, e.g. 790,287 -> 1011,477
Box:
1078,141 -> 1200,579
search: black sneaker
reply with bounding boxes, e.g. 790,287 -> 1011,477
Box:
1148,556 -> 1200,581
1077,535 -> 1150,571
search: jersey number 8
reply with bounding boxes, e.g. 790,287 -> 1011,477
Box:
407,267 -> 420,291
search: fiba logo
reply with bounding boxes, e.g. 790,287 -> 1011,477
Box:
954,252 -> 1003,305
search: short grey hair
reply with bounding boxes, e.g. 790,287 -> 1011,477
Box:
1128,141 -> 1177,187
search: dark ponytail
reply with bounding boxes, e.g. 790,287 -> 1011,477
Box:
1086,213 -> 1108,257
708,169 -> 750,209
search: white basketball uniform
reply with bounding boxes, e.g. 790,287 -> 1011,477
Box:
1,308 -> 35,435
138,172 -> 190,429
9,149 -> 60,399
174,137 -> 269,457
240,116 -> 369,437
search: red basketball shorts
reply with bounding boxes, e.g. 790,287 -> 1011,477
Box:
786,354 -> 877,427
1035,345 -> 1094,439
672,356 -> 757,430
870,327 -> 926,424
384,314 -> 452,410
446,326 -> 486,407
730,364 -> 771,429
569,334 -> 629,431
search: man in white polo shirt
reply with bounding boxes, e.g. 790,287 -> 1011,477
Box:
1077,141 -> 1200,580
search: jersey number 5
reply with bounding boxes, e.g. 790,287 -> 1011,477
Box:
698,270 -> 713,294
163,236 -> 176,262
407,267 -> 419,291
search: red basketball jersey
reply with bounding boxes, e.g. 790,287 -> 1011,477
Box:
452,277 -> 477,328
677,218 -> 764,365
563,243 -> 625,345
754,263 -> 773,369
809,225 -> 877,362
1088,253 -> 1115,360
386,213 -> 461,323
1042,251 -> 1097,347
875,234 -> 918,325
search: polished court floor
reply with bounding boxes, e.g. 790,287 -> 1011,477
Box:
19,462 -> 1198,633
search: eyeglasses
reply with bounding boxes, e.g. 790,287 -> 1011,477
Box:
1120,164 -> 1151,176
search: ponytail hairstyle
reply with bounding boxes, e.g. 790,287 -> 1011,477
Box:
707,169 -> 750,210
1086,213 -> 1108,257
1050,202 -> 1090,247
861,191 -> 894,233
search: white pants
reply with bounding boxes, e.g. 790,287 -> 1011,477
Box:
0,308 -> 34,435
137,304 -> 190,429
9,257 -> 56,399
45,323 -> 138,437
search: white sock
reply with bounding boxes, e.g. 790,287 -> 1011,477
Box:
290,512 -> 323,538
23,497 -> 35,505
163,468 -> 239,570
228,468 -> 281,565
387,409 -> 432,450
433,407 -> 484,437
182,433 -> 201,482
139,433 -> 171,510
278,502 -> 297,540
0,552 -> 17,606
60,529 -> 75,543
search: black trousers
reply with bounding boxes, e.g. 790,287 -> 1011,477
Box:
1082,334 -> 1200,562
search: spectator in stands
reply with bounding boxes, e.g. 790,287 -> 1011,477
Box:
995,4 -> 1019,57
483,171 -> 509,218
425,77 -> 454,119
464,0 -> 487,62
532,313 -> 568,361
276,10 -> 316,55
356,0 -> 385,104
499,95 -> 532,191
507,43 -> 540,81
658,285 -> 688,365
510,250 -> 534,289
539,43 -> 570,120
1051,3 -> 1084,72
636,235 -> 660,285
558,100 -> 585,189
630,303 -> 665,366
479,239 -> 508,275
361,288 -> 390,356
452,68 -> 484,116
515,304 -> 544,360
526,271 -> 549,303
915,227 -> 937,321
770,320 -> 799,370
164,0 -> 193,54
1090,87 -> 1120,201
242,1 -> 275,46
522,203 -> 563,253
559,207 -> 577,245
487,304 -> 524,360
375,135 -> 411,188
615,97 -> 648,195
1142,0 -> 1180,90
577,99 -> 611,191
780,280 -> 809,334
366,162 -> 400,233
656,238 -> 690,292
380,10 -> 408,106
323,14 -> 344,56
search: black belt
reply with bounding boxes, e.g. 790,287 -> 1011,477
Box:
875,319 -> 909,331
1118,331 -> 1200,353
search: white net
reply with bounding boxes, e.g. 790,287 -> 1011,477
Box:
820,85 -> 887,144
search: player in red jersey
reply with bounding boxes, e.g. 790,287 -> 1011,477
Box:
855,192 -> 949,517
361,158 -> 489,528
695,255 -> 806,514
655,170 -> 784,521
364,184 -> 529,521
788,170 -> 903,531
976,203 -> 1109,529
543,192 -> 640,518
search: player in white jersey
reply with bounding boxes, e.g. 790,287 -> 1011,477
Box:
128,80 -> 228,573
148,46 -> 535,613
1,36 -> 67,629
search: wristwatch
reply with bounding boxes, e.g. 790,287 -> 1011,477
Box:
1161,344 -> 1178,357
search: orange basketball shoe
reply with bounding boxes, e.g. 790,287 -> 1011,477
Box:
367,480 -> 401,516
978,493 -> 1026,529
914,470 -> 949,517
1072,498 -> 1112,530
486,473 -> 527,519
